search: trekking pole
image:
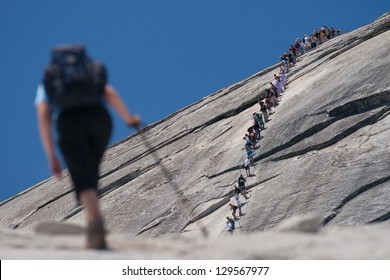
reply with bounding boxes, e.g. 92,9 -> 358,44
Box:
135,123 -> 209,238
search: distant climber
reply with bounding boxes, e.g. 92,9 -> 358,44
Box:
244,157 -> 251,176
238,174 -> 249,199
259,101 -> 269,122
226,216 -> 235,234
246,148 -> 255,166
253,112 -> 265,130
229,203 -> 238,220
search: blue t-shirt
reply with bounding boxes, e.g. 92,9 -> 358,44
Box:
34,84 -> 62,121
34,84 -> 48,106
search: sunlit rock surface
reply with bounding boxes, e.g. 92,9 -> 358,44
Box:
1,12 -> 389,259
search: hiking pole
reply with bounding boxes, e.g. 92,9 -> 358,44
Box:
135,122 -> 209,238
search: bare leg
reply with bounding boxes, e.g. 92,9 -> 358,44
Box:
80,189 -> 106,249
79,189 -> 102,221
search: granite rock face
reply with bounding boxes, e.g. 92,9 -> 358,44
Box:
1,13 -> 390,259
1,221 -> 390,259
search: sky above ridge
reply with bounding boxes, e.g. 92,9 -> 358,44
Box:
0,0 -> 389,202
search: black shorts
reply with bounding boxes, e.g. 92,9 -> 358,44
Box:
56,105 -> 112,199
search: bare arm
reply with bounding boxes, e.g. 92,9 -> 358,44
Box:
36,102 -> 62,178
103,85 -> 141,128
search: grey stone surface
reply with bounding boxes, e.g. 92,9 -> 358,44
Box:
277,213 -> 322,233
0,12 -> 390,259
1,223 -> 390,259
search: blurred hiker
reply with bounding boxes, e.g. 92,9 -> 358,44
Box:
229,203 -> 238,220
36,45 -> 140,249
226,216 -> 235,234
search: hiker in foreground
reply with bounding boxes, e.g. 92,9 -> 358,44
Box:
35,45 -> 140,249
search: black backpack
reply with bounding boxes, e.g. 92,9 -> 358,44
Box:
43,45 -> 107,110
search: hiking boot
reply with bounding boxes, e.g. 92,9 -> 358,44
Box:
85,218 -> 107,250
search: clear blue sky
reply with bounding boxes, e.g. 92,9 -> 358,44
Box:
0,0 -> 388,202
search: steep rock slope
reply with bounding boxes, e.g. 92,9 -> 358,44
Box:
1,13 -> 390,243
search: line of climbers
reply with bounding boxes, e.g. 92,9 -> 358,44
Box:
281,25 -> 342,66
225,25 -> 342,235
